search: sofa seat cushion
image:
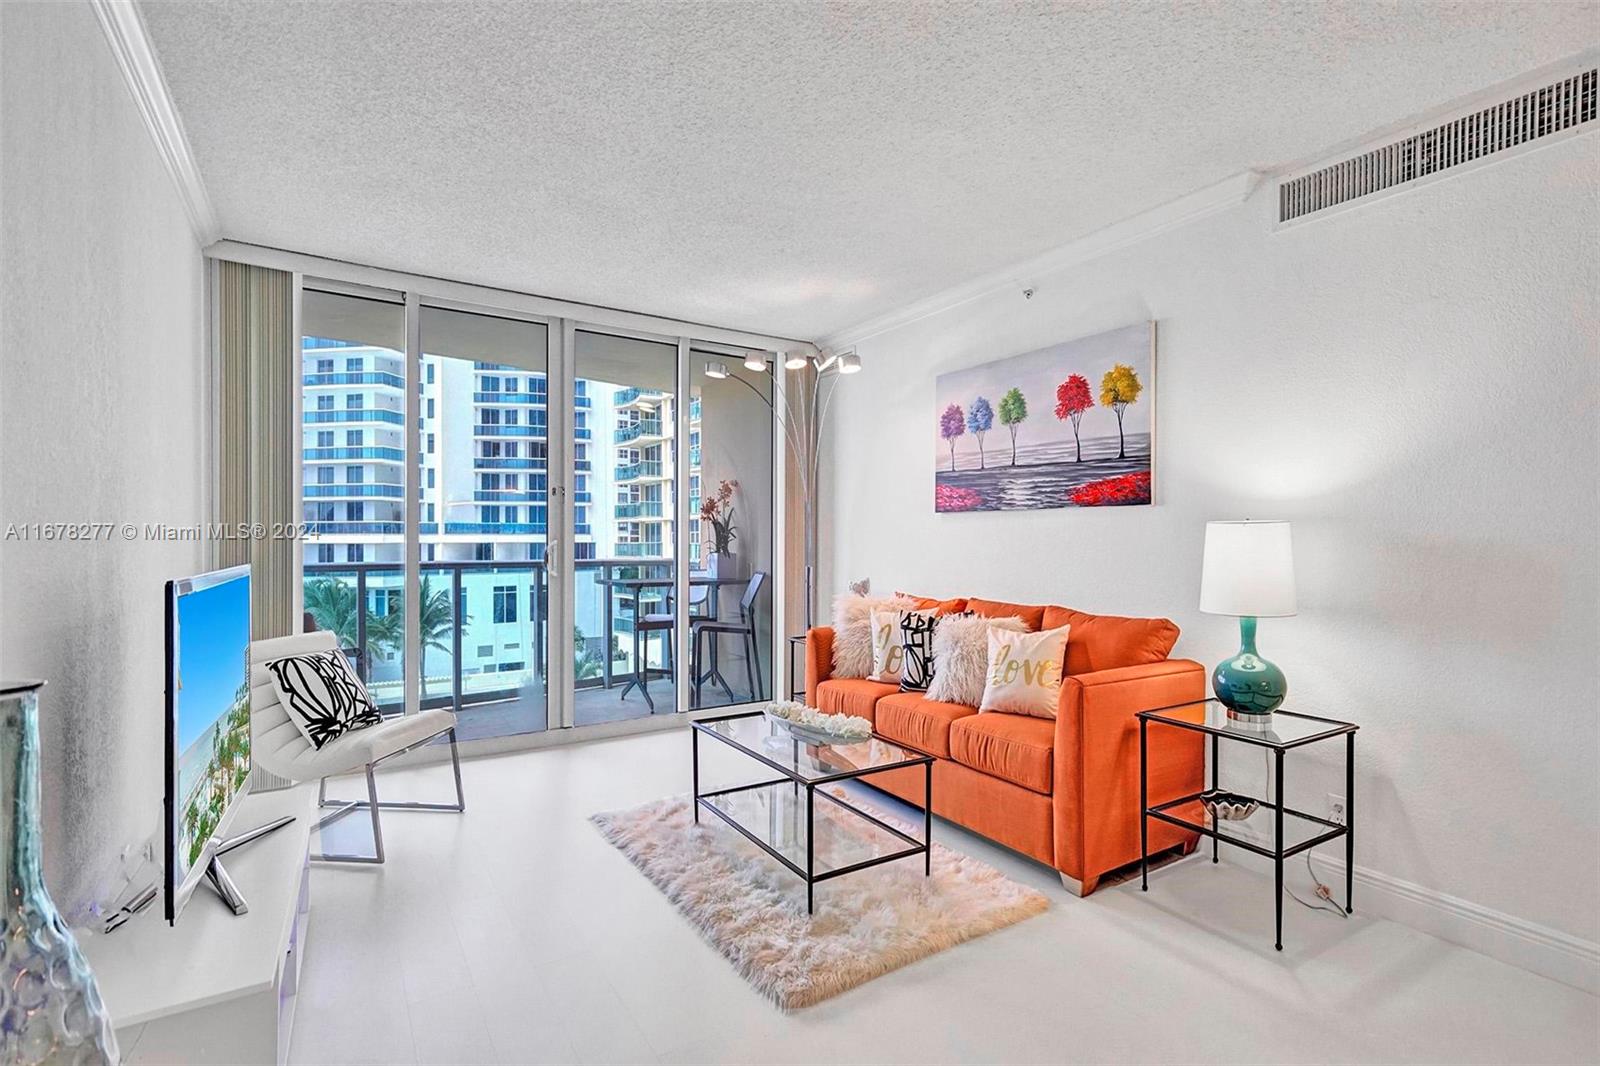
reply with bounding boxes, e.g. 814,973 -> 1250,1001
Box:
949,713 -> 1055,795
873,692 -> 978,758
964,597 -> 1048,631
1042,606 -> 1180,675
814,678 -> 898,723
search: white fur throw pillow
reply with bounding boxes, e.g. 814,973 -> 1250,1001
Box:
925,614 -> 1028,707
830,594 -> 916,679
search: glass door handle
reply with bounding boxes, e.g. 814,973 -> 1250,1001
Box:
547,536 -> 560,578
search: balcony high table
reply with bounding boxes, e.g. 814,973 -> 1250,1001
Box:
598,574 -> 748,705
1138,699 -> 1358,952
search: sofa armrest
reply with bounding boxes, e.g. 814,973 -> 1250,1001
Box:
1052,659 -> 1206,891
804,627 -> 836,707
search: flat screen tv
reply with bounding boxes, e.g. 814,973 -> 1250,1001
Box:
164,564 -> 252,923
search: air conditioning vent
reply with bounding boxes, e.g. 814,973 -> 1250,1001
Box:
1279,67 -> 1596,223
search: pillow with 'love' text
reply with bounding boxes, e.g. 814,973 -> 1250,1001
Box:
979,623 -> 1070,718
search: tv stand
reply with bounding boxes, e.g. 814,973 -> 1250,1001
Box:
82,786 -> 313,1065
204,814 -> 296,916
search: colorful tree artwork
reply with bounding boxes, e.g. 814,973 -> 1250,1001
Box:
932,322 -> 1154,513
1099,363 -> 1143,459
966,396 -> 994,469
1054,373 -> 1093,462
997,387 -> 1027,465
939,403 -> 965,472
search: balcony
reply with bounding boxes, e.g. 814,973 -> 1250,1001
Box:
615,500 -> 664,519
418,521 -> 548,536
305,521 -> 404,535
301,560 -> 767,735
615,542 -> 664,557
475,457 -> 547,470
474,424 -> 547,438
305,484 -> 404,498
304,409 -> 405,425
304,446 -> 405,463
304,371 -> 405,389
614,419 -> 663,444
615,459 -> 664,481
473,490 -> 544,503
473,391 -> 547,405
614,388 -> 663,408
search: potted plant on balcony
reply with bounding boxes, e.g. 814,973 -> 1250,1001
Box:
701,478 -> 741,580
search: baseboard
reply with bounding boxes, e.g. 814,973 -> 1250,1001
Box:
1315,854 -> 1599,997
1217,845 -> 1598,996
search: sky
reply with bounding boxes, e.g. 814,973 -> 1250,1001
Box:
174,573 -> 250,753
932,321 -> 1153,450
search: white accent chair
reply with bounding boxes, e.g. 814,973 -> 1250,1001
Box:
250,631 -> 465,864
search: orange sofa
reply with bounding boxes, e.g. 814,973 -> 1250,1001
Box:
805,596 -> 1205,895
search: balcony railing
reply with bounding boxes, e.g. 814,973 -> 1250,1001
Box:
301,558 -> 757,720
615,500 -> 664,519
304,446 -> 405,463
473,391 -> 546,405
615,460 -> 664,481
475,457 -> 546,470
304,371 -> 405,389
615,542 -> 664,557
305,521 -> 404,535
304,409 -> 405,425
474,424 -> 547,438
418,522 -> 548,536
615,388 -> 663,407
473,490 -> 545,502
305,484 -> 404,498
614,419 -> 663,444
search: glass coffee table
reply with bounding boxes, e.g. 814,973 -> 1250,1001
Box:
691,710 -> 934,913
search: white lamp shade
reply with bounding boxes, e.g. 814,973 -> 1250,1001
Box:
1199,520 -> 1297,617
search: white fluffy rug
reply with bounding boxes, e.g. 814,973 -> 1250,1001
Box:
591,791 -> 1048,1008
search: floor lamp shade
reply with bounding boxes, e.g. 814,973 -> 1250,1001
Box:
1200,521 -> 1297,618
1199,521 -> 1295,720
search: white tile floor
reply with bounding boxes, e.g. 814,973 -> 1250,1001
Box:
291,729 -> 1599,1065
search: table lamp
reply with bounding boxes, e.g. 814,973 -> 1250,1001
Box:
1199,520 -> 1296,725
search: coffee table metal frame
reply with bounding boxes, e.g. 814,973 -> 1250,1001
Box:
691,710 -> 933,914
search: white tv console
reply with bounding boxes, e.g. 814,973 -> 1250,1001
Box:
81,785 -> 314,1065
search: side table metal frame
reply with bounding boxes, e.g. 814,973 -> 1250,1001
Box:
1138,707 -> 1357,951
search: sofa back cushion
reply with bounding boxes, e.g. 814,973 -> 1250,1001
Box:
1042,605 -> 1179,675
897,593 -> 969,616
964,597 -> 1047,631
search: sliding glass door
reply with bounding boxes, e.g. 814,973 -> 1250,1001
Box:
298,282 -> 780,741
418,305 -> 550,739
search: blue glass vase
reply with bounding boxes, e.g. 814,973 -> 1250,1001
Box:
0,681 -> 118,1065
1211,617 -> 1287,721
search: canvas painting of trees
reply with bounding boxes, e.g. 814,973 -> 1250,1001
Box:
933,321 -> 1155,512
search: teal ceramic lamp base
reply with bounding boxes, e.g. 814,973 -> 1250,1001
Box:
1212,616 -> 1287,727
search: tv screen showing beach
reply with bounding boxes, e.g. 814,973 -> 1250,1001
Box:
173,573 -> 251,876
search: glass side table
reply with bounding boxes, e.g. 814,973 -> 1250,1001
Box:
1137,699 -> 1358,951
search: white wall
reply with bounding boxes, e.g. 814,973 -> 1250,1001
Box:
1,2 -> 206,917
821,134 -> 1599,956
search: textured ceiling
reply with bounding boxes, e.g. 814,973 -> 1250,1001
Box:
140,1 -> 1596,340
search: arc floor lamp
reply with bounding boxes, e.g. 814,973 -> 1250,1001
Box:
704,346 -> 860,630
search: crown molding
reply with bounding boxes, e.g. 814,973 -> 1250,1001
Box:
817,170 -> 1260,350
91,0 -> 218,245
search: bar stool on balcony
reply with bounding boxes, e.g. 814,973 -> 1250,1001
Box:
691,572 -> 767,706
621,584 -> 710,712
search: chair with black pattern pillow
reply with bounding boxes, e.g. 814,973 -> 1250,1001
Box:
250,631 -> 464,864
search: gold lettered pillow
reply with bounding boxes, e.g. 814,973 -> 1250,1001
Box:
979,624 -> 1070,718
870,608 -> 934,684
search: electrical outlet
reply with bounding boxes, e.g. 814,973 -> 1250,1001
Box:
1327,794 -> 1347,825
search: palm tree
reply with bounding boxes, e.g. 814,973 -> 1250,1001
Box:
302,577 -> 362,648
379,575 -> 464,700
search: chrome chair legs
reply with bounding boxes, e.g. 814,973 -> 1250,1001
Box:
312,725 -> 466,864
